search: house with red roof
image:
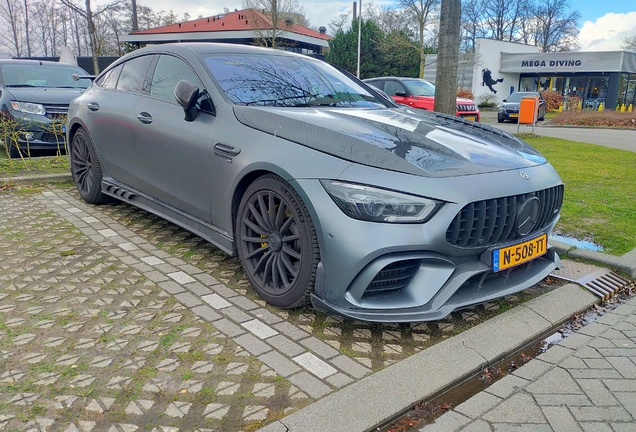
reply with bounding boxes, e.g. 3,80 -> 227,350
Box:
120,9 -> 331,56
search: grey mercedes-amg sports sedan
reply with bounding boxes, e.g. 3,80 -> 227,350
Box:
67,43 -> 563,322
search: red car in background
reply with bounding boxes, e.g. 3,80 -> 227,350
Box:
364,77 -> 480,122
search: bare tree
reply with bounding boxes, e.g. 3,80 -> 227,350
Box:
483,0 -> 528,42
623,35 -> 636,51
433,0 -> 460,115
242,0 -> 309,49
461,0 -> 486,52
0,0 -> 25,56
328,10 -> 350,35
398,0 -> 439,78
533,0 -> 579,51
59,0 -> 124,73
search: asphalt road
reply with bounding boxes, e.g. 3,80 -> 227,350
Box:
480,111 -> 636,153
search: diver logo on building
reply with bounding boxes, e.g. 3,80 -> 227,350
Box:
482,68 -> 504,94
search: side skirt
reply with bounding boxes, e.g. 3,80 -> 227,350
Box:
101,179 -> 235,256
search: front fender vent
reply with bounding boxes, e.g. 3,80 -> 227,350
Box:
363,259 -> 420,298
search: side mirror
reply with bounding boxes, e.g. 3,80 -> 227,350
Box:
503,99 -> 507,102
174,79 -> 200,122
395,90 -> 406,97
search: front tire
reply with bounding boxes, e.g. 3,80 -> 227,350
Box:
70,128 -> 110,204
8,142 -> 22,158
236,175 -> 319,308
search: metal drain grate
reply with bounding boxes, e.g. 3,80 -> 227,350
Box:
550,260 -> 632,300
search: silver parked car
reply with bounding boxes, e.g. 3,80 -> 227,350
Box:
67,43 -> 563,322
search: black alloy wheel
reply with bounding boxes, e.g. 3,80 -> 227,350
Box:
237,175 -> 319,308
70,128 -> 110,204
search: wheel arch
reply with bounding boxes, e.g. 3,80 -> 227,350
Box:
230,169 -> 278,254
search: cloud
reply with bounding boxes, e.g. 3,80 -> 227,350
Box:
578,12 -> 636,51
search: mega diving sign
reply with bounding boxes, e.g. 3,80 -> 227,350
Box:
521,59 -> 582,67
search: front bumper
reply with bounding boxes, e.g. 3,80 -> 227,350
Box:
311,247 -> 559,323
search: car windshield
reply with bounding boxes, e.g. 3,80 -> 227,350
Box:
506,93 -> 535,102
204,54 -> 388,108
401,79 -> 436,96
1,63 -> 90,89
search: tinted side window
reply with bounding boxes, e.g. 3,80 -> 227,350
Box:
116,55 -> 153,93
150,55 -> 201,102
97,64 -> 123,89
384,80 -> 406,96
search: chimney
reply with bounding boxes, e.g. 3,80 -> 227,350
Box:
285,18 -> 293,26
353,2 -> 357,21
319,26 -> 326,34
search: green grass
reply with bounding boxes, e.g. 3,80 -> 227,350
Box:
0,150 -> 69,177
523,135 -> 636,255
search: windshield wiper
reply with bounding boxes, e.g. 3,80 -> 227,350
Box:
5,84 -> 37,88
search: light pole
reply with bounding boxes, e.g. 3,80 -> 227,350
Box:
356,0 -> 362,78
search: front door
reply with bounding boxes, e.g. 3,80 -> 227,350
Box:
130,54 -> 216,223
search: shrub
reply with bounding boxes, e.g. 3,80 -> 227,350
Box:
456,88 -> 474,100
540,91 -> 563,111
552,111 -> 636,128
564,96 -> 582,111
477,93 -> 498,107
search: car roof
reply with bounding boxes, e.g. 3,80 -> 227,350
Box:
0,59 -> 81,68
130,42 -> 312,59
364,77 -> 426,81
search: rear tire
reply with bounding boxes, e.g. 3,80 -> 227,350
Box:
70,128 -> 111,204
497,118 -> 504,123
236,174 -> 320,308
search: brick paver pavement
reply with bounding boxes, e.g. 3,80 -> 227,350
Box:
0,187 -> 560,430
420,297 -> 636,431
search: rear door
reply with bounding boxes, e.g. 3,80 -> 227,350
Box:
130,54 -> 216,223
86,55 -> 154,190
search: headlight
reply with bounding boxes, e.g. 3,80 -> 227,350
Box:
498,107 -> 505,113
10,101 -> 46,116
321,180 -> 440,223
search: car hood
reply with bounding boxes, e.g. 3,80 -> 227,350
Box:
4,87 -> 85,104
501,101 -> 521,110
234,106 -> 547,178
456,97 -> 475,104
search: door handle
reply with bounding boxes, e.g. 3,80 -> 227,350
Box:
87,102 -> 99,111
214,143 -> 241,157
137,112 -> 153,124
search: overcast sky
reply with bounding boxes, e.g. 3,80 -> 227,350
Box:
145,1 -> 636,51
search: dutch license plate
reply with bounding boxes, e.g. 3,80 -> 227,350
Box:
492,234 -> 547,272
464,116 -> 476,121
510,113 -> 519,118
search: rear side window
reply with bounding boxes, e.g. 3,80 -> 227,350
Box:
96,64 -> 123,89
150,55 -> 202,102
116,55 -> 153,94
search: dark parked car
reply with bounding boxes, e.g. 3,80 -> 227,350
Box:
0,59 -> 90,158
363,77 -> 481,121
498,91 -> 546,123
67,43 -> 563,322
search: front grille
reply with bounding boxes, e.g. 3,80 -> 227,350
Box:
43,104 -> 69,120
457,104 -> 477,112
446,185 -> 564,248
506,109 -> 519,114
363,259 -> 420,297
40,132 -> 65,143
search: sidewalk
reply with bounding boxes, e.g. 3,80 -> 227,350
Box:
420,295 -> 636,432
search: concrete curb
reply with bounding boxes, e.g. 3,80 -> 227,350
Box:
0,173 -> 72,184
258,284 -> 598,432
550,239 -> 636,279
